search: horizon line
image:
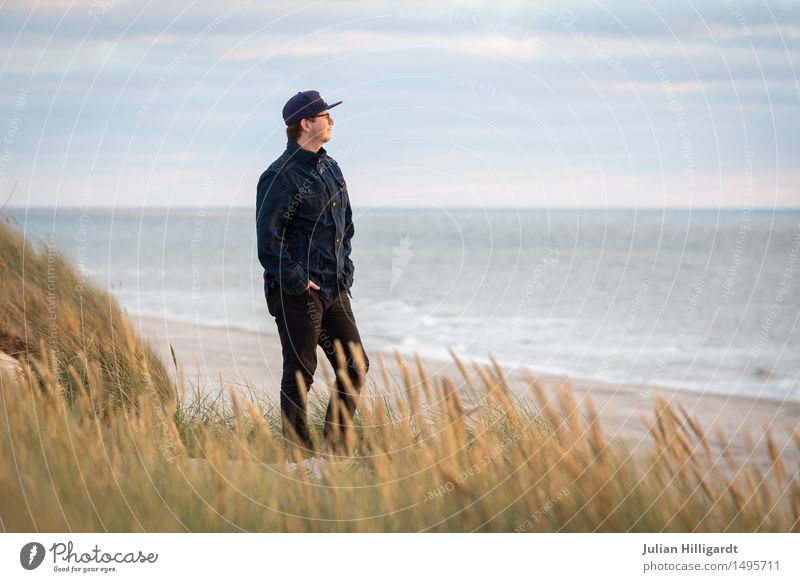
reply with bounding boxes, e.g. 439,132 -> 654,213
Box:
5,205 -> 800,212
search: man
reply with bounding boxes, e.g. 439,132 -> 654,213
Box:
256,90 -> 369,460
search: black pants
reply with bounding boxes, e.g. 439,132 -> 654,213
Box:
266,286 -> 369,458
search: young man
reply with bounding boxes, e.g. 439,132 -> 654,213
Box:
256,90 -> 369,460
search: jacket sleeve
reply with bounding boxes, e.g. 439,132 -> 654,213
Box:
256,170 -> 309,295
341,184 -> 355,287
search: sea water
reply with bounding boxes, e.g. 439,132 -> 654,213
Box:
9,207 -> 799,401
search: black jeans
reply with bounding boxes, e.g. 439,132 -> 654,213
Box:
266,286 -> 369,458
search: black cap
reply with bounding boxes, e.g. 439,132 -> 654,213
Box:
282,90 -> 342,125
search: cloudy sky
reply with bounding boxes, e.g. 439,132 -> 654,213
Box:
1,0 -> 798,208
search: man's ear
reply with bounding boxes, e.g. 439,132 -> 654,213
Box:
300,118 -> 310,133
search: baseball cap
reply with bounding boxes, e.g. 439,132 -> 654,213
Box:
282,90 -> 342,126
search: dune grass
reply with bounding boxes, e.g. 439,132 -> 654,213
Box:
0,217 -> 172,410
1,218 -> 798,532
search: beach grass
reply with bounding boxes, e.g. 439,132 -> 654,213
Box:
0,217 -> 173,410
1,218 -> 798,532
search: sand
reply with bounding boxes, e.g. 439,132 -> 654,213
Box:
131,314 -> 799,472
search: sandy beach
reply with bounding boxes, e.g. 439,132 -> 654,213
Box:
132,314 -> 799,472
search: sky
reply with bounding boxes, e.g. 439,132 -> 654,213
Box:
0,0 -> 798,209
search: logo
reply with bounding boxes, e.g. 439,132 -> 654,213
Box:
390,234 -> 413,291
20,542 -> 46,570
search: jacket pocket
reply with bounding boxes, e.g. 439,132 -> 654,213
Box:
298,191 -> 327,220
335,175 -> 348,200
288,176 -> 327,220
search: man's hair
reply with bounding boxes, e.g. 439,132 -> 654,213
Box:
286,121 -> 303,141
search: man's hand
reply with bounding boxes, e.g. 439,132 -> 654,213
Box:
307,280 -> 320,291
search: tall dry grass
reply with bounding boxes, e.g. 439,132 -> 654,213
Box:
0,218 -> 172,410
1,218 -> 798,532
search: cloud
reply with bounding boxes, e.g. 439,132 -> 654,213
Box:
223,29 -> 541,61
1,0 -> 797,208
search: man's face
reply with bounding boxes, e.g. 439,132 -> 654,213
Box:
304,109 -> 334,143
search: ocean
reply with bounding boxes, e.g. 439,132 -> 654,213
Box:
8,207 -> 799,402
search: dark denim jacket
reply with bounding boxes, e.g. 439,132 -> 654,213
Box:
256,140 -> 355,300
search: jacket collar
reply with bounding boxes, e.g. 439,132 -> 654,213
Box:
286,139 -> 327,166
